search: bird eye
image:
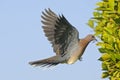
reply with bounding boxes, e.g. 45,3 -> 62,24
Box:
92,36 -> 94,38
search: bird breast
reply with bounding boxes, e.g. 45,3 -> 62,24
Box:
66,43 -> 81,64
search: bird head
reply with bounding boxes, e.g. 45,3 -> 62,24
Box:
85,34 -> 97,42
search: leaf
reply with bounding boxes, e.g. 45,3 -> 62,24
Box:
92,17 -> 104,20
109,0 -> 114,11
104,27 -> 112,35
99,53 -> 111,61
118,2 -> 120,14
98,48 -> 114,53
102,72 -> 109,78
114,42 -> 120,53
110,53 -> 116,62
116,61 -> 120,68
111,76 -> 120,80
95,7 -> 106,11
93,12 -> 101,17
96,2 -> 104,7
99,48 -> 106,53
94,24 -> 103,35
102,0 -> 108,2
96,42 -> 105,47
102,62 -> 108,70
112,71 -> 120,80
87,20 -> 94,28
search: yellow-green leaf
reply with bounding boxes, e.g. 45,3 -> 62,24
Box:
118,2 -> 120,14
102,72 -> 109,78
87,20 -> 94,28
99,53 -> 111,61
109,0 -> 114,11
116,61 -> 120,68
102,62 -> 108,70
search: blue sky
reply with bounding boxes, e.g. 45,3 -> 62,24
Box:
0,0 -> 108,80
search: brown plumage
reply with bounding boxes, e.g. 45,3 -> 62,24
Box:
29,8 -> 96,67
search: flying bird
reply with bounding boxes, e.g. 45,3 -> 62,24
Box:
29,8 -> 96,67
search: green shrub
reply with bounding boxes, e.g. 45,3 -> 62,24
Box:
88,0 -> 120,79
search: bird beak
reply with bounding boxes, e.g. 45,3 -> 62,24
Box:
92,38 -> 97,43
94,38 -> 97,41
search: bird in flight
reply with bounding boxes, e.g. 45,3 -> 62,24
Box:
29,8 -> 96,67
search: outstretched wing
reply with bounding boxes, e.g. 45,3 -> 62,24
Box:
41,8 -> 79,56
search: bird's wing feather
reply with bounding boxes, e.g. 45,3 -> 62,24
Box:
42,8 -> 79,56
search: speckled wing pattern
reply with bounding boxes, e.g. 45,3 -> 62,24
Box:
41,8 -> 79,56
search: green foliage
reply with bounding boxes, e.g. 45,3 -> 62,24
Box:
88,0 -> 120,79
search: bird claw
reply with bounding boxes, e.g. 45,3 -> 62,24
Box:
79,57 -> 82,61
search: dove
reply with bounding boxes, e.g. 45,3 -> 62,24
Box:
29,8 -> 96,67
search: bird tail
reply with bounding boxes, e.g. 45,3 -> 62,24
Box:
29,56 -> 64,67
